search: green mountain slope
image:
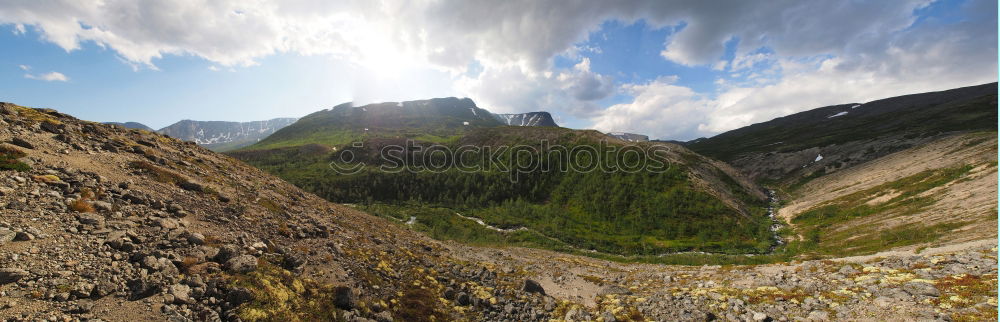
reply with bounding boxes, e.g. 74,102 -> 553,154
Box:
232,102 -> 774,257
686,82 -> 998,185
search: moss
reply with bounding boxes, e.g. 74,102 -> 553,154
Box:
131,160 -> 186,185
258,198 -> 283,214
231,260 -> 340,321
0,147 -> 30,171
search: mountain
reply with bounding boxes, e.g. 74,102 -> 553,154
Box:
2,102 -> 996,321
686,82 -> 998,184
103,121 -> 154,131
683,83 -> 998,260
158,118 -> 297,152
248,97 -> 501,150
233,100 -> 775,256
492,112 -> 558,127
607,132 -> 649,142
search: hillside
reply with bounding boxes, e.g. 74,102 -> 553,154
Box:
777,131 -> 997,257
686,82 -> 998,185
2,102 -> 996,321
234,116 -> 777,257
158,118 -> 298,152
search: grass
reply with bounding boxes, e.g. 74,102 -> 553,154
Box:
131,160 -> 186,185
69,199 -> 95,213
789,164 -> 980,256
0,145 -> 30,172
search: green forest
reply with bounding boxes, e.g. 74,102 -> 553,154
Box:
235,135 -> 775,256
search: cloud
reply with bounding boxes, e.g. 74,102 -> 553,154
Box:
591,77 -> 712,139
456,57 -> 615,119
25,71 -> 69,82
18,64 -> 30,70
590,0 -> 997,140
0,0 -> 994,136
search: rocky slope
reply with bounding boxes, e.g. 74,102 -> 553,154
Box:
776,132 -> 998,256
0,102 -> 995,321
491,112 -> 558,127
158,118 -> 297,152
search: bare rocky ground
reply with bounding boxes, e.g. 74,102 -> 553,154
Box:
778,133 -> 998,247
0,103 -> 996,321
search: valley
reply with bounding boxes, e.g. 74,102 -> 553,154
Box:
0,83 -> 996,321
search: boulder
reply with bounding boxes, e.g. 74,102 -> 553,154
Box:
522,279 -> 545,295
0,268 -> 29,284
333,286 -> 357,310
902,281 -> 940,297
225,255 -> 258,274
597,285 -> 631,296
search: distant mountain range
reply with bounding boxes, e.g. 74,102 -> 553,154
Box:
158,118 -> 298,152
104,122 -> 154,131
105,118 -> 298,152
108,101 -> 559,151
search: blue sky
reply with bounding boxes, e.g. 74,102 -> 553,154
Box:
0,0 -> 995,139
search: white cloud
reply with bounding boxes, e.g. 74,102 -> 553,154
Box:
25,71 -> 69,82
456,58 -> 610,118
592,77 -> 712,139
18,64 -> 30,70
0,0 -> 994,137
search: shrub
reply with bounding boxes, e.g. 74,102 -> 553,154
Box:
69,199 -> 95,213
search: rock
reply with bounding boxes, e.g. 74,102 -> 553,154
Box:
169,284 -> 193,304
91,280 -> 117,298
78,213 -> 105,226
902,281 -> 940,297
225,255 -> 258,273
154,217 -> 179,229
522,279 -> 546,295
874,296 -> 894,308
752,311 -> 768,321
186,232 -> 206,245
0,268 -> 29,284
178,181 -> 204,192
597,285 -> 631,296
601,311 -> 617,322
0,229 -> 16,244
10,137 -> 34,149
807,310 -> 830,321
838,265 -> 858,275
226,287 -> 254,306
456,292 -> 471,306
214,244 -> 240,263
13,232 -> 34,241
40,121 -> 63,133
374,311 -> 394,322
333,286 -> 356,310
68,300 -> 95,314
443,288 -> 456,300
126,279 -> 160,300
92,201 -> 113,212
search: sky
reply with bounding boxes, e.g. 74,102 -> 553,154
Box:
0,0 -> 996,140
